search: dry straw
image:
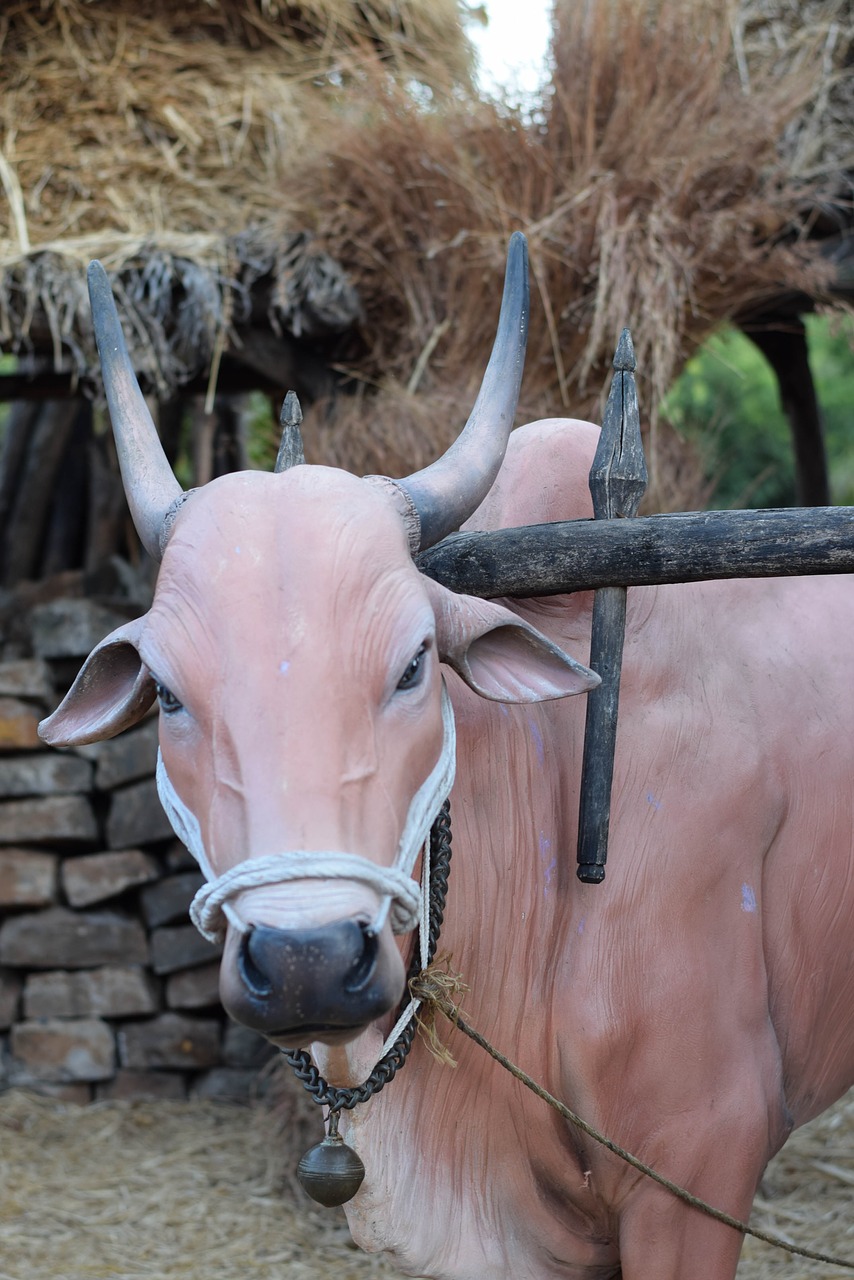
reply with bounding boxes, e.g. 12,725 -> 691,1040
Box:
0,0 -> 851,504
288,0 -> 851,505
0,0 -> 468,391
1,1083 -> 853,1277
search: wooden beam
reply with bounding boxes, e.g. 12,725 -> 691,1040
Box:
417,505 -> 854,598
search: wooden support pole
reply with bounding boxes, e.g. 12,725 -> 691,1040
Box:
576,331 -> 647,884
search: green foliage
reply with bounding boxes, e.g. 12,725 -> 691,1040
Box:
662,315 -> 854,509
0,354 -> 15,444
245,391 -> 280,471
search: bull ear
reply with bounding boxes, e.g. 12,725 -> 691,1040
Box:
39,617 -> 156,747
423,578 -> 600,703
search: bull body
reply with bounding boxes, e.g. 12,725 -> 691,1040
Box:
40,241 -> 854,1279
330,419 -> 854,1278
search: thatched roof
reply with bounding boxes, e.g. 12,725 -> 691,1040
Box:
0,0 -> 471,392
277,0 -> 853,504
1,0 -> 851,509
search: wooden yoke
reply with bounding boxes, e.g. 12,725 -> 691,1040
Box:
576,331 -> 647,883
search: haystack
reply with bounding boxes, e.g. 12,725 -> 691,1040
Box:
1,0 -> 852,582
0,0 -> 473,585
0,0 -> 471,392
735,0 -> 854,182
288,0 -> 853,507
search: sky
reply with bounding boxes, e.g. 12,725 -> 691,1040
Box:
466,0 -> 553,99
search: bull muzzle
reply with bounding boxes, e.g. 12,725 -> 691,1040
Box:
219,919 -> 406,1047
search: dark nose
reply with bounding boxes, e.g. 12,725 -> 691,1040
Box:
219,919 -> 404,1041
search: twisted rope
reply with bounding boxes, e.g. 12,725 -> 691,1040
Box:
282,800 -> 452,1112
191,852 -> 421,944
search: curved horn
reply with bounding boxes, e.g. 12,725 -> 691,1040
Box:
396,231 -> 529,551
88,261 -> 182,561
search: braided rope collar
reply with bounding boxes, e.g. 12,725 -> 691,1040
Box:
154,683 -> 457,947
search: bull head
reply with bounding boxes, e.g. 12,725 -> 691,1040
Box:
40,235 -> 598,1050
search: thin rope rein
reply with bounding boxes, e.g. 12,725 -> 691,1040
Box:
410,975 -> 854,1271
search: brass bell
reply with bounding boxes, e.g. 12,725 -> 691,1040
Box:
297,1111 -> 366,1207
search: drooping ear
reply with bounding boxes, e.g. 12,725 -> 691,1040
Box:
422,577 -> 600,703
39,617 -> 157,747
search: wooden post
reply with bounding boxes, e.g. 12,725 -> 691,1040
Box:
576,331 -> 647,883
275,391 -> 305,472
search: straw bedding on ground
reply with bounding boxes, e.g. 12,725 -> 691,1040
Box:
1,1083 -> 852,1278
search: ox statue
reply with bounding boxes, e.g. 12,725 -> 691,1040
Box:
41,234 -> 854,1279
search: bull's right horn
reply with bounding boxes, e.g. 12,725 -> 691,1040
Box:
88,261 -> 183,562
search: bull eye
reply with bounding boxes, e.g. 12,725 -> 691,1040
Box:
396,643 -> 427,692
155,681 -> 184,714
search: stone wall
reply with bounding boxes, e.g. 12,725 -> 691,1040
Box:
0,592 -> 275,1102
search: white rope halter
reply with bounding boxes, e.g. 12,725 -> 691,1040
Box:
155,683 -> 456,947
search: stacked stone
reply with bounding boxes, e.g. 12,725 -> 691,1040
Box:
0,596 -> 275,1102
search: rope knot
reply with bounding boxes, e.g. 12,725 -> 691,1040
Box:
409,954 -> 468,1067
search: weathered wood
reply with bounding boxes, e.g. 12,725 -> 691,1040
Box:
588,330 -> 647,522
40,407 -> 90,576
117,1012 -> 221,1071
61,849 -> 161,908
9,1017 -> 116,1084
2,401 -> 78,585
417,505 -> 854,598
0,849 -> 59,908
577,588 -> 627,879
744,318 -> 829,507
274,390 -> 305,471
0,794 -> 98,844
24,966 -> 160,1020
0,907 -> 147,968
0,401 -> 40,542
84,432 -> 127,571
106,777 -> 173,848
577,331 -> 646,884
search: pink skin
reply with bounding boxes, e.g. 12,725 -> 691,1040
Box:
40,419 -> 854,1278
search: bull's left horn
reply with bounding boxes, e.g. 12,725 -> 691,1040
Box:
392,231 -> 529,551
88,261 -> 183,561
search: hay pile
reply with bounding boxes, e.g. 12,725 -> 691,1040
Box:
0,0 -> 469,248
1,0 -> 851,508
735,0 -> 854,182
0,0 -> 469,391
0,1080 -> 404,1280
740,1087 -> 854,1278
287,0 -> 848,505
1,1084 -> 852,1278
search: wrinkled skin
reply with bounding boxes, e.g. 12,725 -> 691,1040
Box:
42,419 -> 854,1279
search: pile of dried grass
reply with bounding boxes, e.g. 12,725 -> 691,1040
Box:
0,1080 -> 403,1280
740,1087 -> 854,1278
734,0 -> 854,182
291,0 -> 841,506
0,0 -> 469,251
0,0 -> 468,388
1,1083 -> 852,1278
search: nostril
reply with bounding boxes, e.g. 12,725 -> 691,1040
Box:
239,928 -> 273,998
343,923 -> 379,994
